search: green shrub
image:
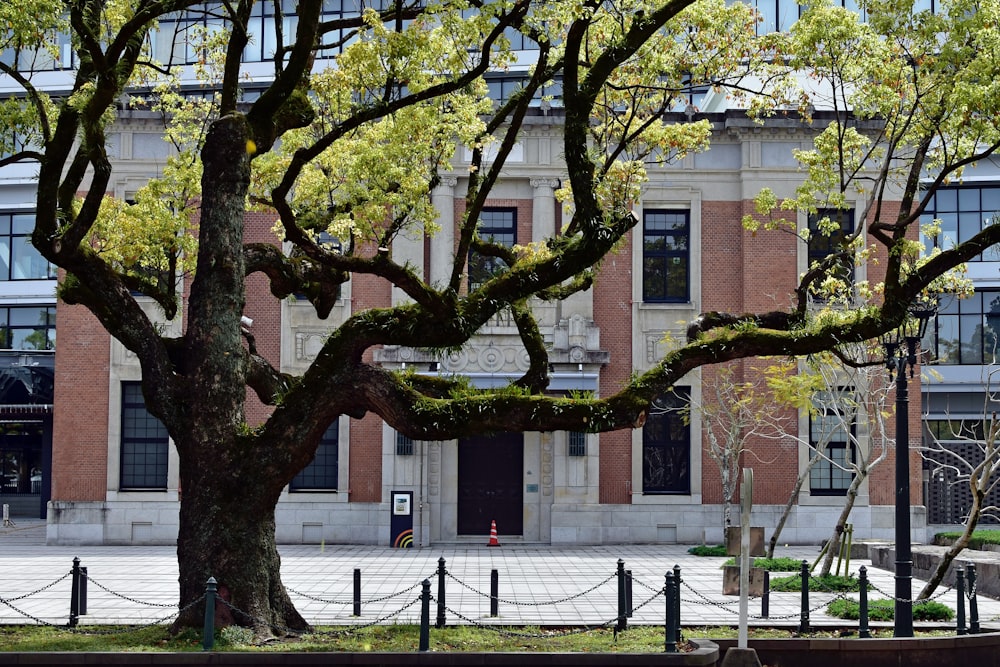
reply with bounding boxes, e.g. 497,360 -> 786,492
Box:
827,598 -> 954,622
933,529 -> 1000,550
687,545 -> 728,557
769,574 -> 860,592
722,557 -> 802,571
217,625 -> 255,647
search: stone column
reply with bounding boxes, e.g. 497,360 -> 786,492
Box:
531,177 -> 560,243
430,176 -> 458,287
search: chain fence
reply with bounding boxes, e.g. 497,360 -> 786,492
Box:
0,552 -> 991,652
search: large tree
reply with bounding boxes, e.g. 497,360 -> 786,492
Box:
3,0 -> 1000,636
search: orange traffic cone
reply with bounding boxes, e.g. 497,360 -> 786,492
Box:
487,519 -> 501,547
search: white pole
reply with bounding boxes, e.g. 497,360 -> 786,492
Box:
738,467 -> 752,650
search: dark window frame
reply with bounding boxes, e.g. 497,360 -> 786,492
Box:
0,212 -> 57,282
922,184 -> 1000,262
119,382 -> 169,490
289,421 -> 339,492
927,289 -> 1000,366
642,209 -> 690,303
806,207 -> 855,291
468,207 -> 516,290
808,399 -> 857,497
396,431 -> 414,456
642,389 -> 691,495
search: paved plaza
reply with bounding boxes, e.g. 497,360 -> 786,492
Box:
2,518 -> 999,631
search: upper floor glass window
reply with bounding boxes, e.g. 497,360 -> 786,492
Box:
807,208 -> 855,289
922,186 -> 1000,262
642,209 -> 690,303
468,208 -> 515,290
0,213 -> 56,281
926,290 -> 1000,365
0,306 -> 55,350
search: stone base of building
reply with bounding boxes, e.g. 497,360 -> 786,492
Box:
45,500 -> 930,547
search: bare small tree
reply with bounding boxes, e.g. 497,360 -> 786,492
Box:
764,345 -> 892,571
918,367 -> 1000,599
692,364 -> 791,531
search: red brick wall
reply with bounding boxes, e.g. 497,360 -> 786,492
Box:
243,211 -> 281,426
594,227 -> 634,504
862,200 -> 923,507
51,301 -> 111,501
701,201 -> 745,313
349,246 -> 393,503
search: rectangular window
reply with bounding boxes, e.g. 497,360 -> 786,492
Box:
0,212 -> 56,281
927,289 -> 1000,365
120,382 -> 169,490
808,398 -> 856,496
642,209 -> 690,303
290,421 -> 339,491
807,208 -> 855,290
922,185 -> 1000,262
396,431 -> 414,456
568,431 -> 587,457
642,389 -> 691,494
468,208 -> 516,290
0,306 -> 56,350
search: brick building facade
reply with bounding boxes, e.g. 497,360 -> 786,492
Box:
24,110 -> 926,547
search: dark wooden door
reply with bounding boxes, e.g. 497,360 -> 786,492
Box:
457,432 -> 523,536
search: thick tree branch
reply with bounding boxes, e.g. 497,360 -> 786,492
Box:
244,243 -> 347,318
510,300 -> 550,393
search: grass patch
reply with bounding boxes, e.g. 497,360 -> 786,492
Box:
826,598 -> 954,622
722,557 -> 802,572
0,624 -> 955,653
933,529 -> 1000,550
687,544 -> 728,557
769,574 -> 860,593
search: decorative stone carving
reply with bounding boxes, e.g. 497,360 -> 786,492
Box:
479,345 -> 505,372
295,331 -> 328,362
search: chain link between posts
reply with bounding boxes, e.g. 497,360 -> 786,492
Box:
444,570 -> 617,607
287,579 -> 425,606
86,575 -> 180,608
219,594 -> 423,638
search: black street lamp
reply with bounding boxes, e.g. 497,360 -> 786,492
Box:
880,300 -> 936,638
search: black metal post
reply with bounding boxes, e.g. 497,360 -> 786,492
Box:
893,355 -> 914,638
419,579 -> 431,652
956,568 -> 967,636
436,557 -> 446,628
202,577 -> 217,652
626,569 -> 634,618
616,559 -> 627,632
490,569 -> 499,617
762,571 -> 770,619
673,564 -> 682,635
353,568 -> 361,616
78,567 -> 88,616
968,563 -> 980,633
858,566 -> 870,639
68,557 -> 80,628
799,559 -> 810,634
665,571 -> 677,653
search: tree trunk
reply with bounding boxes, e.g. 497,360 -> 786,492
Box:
819,471 -> 865,577
768,451 -> 821,558
166,113 -> 309,636
918,491 -> 983,599
171,437 -> 309,636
